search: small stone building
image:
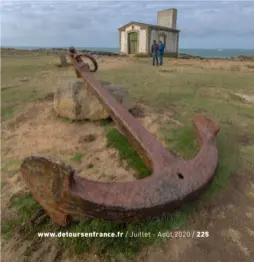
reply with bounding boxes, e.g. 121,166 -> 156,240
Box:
118,8 -> 180,57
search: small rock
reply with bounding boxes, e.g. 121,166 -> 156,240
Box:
234,93 -> 254,104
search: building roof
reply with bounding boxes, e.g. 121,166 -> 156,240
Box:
118,21 -> 180,33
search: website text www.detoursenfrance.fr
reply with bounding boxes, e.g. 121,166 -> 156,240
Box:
38,231 -> 124,238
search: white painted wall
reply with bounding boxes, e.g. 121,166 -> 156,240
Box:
150,29 -> 158,48
120,24 -> 147,54
120,31 -> 126,53
149,29 -> 178,53
139,28 -> 147,53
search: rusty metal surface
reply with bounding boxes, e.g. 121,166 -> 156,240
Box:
20,47 -> 220,226
69,47 -> 98,74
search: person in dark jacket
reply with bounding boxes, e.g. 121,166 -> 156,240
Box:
158,41 -> 165,65
151,40 -> 159,66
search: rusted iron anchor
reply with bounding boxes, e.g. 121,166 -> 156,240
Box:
20,47 -> 220,226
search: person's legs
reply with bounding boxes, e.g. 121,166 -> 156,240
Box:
155,55 -> 159,66
152,53 -> 155,66
159,55 -> 162,65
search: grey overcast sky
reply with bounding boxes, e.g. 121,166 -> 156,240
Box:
1,0 -> 254,49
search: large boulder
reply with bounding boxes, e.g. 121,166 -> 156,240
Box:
54,79 -> 135,121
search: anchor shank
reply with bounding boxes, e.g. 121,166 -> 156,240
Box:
69,52 -> 176,171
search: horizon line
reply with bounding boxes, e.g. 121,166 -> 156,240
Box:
1,45 -> 254,50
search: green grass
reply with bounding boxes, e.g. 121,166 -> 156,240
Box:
1,54 -> 56,83
162,124 -> 198,159
106,128 -> 151,179
1,193 -> 42,239
57,209 -> 190,260
98,58 -> 254,172
1,158 -> 21,176
161,123 -> 241,199
71,153 -> 84,162
1,53 -> 72,121
1,188 -> 191,260
1,84 -> 54,120
11,193 -> 41,220
98,63 -> 254,126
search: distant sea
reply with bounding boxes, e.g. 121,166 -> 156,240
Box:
2,46 -> 254,58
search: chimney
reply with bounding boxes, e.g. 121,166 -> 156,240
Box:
157,8 -> 177,29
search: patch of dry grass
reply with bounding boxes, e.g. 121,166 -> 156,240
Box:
168,58 -> 254,73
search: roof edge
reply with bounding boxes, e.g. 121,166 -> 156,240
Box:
118,21 -> 180,32
118,21 -> 147,31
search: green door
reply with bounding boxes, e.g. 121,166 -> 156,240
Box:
128,32 -> 137,54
